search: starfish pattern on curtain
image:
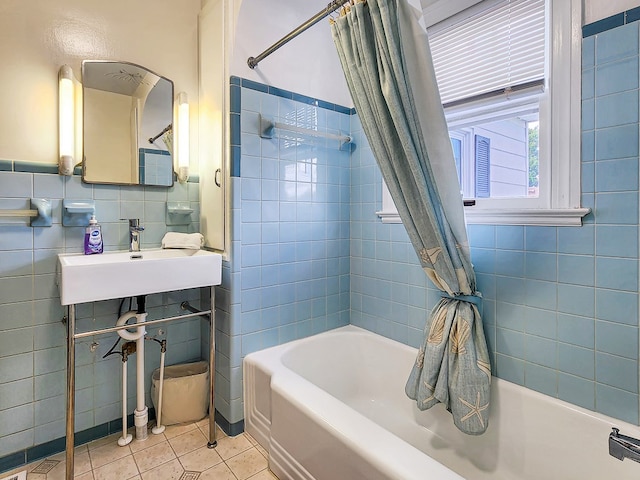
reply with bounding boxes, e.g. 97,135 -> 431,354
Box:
331,0 -> 492,434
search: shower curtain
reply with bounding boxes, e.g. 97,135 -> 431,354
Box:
330,0 -> 491,434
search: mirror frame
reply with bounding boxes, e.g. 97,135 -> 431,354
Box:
81,60 -> 175,187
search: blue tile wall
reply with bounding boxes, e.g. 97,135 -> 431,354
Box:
351,18 -> 640,425
0,172 -> 203,467
138,149 -> 173,186
5,11 -> 640,470
214,78 -> 351,425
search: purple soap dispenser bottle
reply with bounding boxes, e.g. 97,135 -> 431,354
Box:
84,215 -> 103,254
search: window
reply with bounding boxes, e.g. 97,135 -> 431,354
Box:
447,118 -> 539,199
378,0 -> 588,226
451,137 -> 463,186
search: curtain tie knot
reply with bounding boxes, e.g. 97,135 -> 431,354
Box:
440,293 -> 483,315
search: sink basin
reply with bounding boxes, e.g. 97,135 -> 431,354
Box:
57,248 -> 222,305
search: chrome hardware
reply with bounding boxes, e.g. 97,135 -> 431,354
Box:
65,288 -> 218,479
609,427 -> 640,463
247,0 -> 349,69
127,219 -> 144,252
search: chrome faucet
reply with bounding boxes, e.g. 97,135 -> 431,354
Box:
127,219 -> 144,252
609,428 -> 640,463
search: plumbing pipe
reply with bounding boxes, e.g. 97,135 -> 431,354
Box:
133,311 -> 148,441
152,339 -> 167,435
116,311 -> 146,341
134,296 -> 148,441
115,298 -> 148,441
117,352 -> 133,446
65,299 -> 215,480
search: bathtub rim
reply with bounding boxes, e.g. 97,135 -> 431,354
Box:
246,324 -> 640,435
244,324 -> 640,479
268,362 -> 465,480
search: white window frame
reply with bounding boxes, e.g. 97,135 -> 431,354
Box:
378,0 -> 589,226
449,129 -> 475,197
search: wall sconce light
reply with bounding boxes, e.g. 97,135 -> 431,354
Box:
58,65 -> 76,176
176,92 -> 189,183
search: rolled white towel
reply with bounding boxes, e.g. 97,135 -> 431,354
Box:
161,232 -> 204,249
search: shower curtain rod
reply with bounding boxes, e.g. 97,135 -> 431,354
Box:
247,0 -> 348,69
148,124 -> 172,144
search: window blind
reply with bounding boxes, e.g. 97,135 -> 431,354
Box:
428,0 -> 546,105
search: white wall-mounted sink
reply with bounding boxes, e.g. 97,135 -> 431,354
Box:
57,248 -> 223,305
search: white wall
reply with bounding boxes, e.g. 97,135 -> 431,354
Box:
230,0 -> 353,107
584,0 -> 640,24
0,0 -> 200,169
3,0 -> 637,169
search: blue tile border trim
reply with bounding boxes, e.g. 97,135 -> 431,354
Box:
13,162 -> 59,174
231,75 -> 353,114
215,410 -> 244,437
0,452 -> 24,475
231,113 -> 241,147
269,86 -> 293,100
0,409 -> 156,474
582,9 -> 640,37
230,84 -> 241,115
627,6 -> 640,24
0,407 -> 232,475
0,161 -> 199,183
0,159 -> 14,171
229,75 -> 355,178
26,437 -> 67,464
231,146 -> 241,177
139,148 -> 171,155
240,78 -> 268,93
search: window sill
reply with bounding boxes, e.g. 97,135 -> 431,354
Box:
376,207 -> 591,226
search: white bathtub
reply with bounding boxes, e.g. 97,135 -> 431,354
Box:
244,325 -> 640,480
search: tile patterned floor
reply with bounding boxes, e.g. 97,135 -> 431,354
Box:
4,419 -> 279,480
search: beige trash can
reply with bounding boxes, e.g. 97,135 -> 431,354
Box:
151,360 -> 209,425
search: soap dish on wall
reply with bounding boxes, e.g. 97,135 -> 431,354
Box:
62,199 -> 95,226
166,201 -> 194,226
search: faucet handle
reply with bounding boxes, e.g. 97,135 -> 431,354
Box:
121,218 -> 144,230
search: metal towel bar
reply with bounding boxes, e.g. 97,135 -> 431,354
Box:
258,114 -> 353,148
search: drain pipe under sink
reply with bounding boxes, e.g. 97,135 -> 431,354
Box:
117,345 -> 133,446
116,295 -> 148,442
151,338 -> 167,435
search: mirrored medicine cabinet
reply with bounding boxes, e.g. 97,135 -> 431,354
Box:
81,60 -> 175,186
